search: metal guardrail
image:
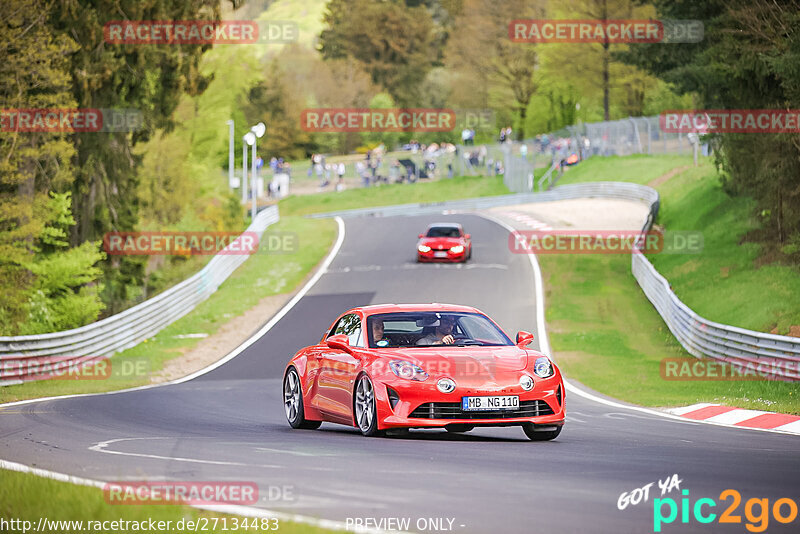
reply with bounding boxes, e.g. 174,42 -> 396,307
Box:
311,182 -> 800,380
308,181 -> 659,219
0,206 -> 280,385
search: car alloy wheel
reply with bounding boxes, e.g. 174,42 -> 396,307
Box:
284,369 -> 301,423
354,374 -> 380,436
284,367 -> 321,430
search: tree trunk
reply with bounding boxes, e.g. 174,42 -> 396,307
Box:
518,103 -> 527,140
777,190 -> 784,244
602,0 -> 610,121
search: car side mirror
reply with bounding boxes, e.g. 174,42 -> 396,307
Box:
418,233 -> 424,238
326,334 -> 352,353
516,330 -> 534,347
464,234 -> 471,239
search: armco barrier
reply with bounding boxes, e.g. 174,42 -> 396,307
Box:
0,206 -> 279,386
312,181 -> 800,380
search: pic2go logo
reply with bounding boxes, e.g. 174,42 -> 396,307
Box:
654,489 -> 799,532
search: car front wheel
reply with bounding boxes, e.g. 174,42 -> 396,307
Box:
522,423 -> 562,441
284,367 -> 321,430
354,374 -> 381,437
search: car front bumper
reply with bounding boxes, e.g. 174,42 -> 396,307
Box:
417,249 -> 467,262
373,375 -> 565,429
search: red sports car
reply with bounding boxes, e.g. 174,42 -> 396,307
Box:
416,223 -> 472,262
283,304 -> 565,440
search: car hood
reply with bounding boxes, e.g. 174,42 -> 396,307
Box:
419,237 -> 465,248
374,346 -> 528,380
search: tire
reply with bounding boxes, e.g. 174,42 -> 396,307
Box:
445,424 -> 474,433
284,367 -> 321,430
522,423 -> 562,441
354,374 -> 381,437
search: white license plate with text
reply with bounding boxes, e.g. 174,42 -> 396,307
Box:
462,395 -> 519,411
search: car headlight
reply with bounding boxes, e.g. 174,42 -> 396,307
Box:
533,357 -> 554,378
450,245 -> 464,253
418,245 -> 431,253
519,374 -> 534,391
389,360 -> 429,381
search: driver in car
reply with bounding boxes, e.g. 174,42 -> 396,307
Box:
372,318 -> 385,344
416,315 -> 456,345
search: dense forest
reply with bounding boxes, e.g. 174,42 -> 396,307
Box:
1,0 -> 797,335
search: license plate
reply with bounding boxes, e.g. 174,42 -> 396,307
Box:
462,395 -> 519,411
434,251 -> 448,258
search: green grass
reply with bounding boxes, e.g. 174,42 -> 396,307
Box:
279,175 -> 511,216
0,469 -> 332,534
539,155 -> 800,413
0,216 -> 336,404
556,154 -> 693,185
647,163 -> 800,333
542,253 -> 800,414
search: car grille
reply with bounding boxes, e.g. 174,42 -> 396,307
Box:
409,400 -> 554,419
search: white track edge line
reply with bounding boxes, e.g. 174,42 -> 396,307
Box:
0,216 -> 345,407
0,217 -> 397,533
0,458 -> 390,533
476,212 -> 800,437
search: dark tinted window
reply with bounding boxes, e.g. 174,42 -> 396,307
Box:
426,226 -> 461,238
366,312 -> 512,348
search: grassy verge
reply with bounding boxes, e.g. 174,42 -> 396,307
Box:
0,469 -> 332,534
279,175 -> 510,216
555,153 -> 693,185
647,163 -> 800,333
540,155 -> 800,413
542,253 -> 800,413
0,216 -> 336,404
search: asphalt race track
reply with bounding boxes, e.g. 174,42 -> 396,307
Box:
1,214 -> 799,533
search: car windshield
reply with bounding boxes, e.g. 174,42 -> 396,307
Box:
426,226 -> 460,238
367,312 -> 512,348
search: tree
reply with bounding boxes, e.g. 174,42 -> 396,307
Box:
243,59 -> 316,161
443,0 -> 544,140
319,0 -> 438,106
0,0 -> 105,333
623,0 -> 800,246
48,0 -> 224,310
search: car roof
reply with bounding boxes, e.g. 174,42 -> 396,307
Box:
348,303 -> 482,316
426,222 -> 462,229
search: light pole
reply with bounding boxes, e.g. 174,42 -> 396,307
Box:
226,120 -> 234,191
248,122 -> 266,220
241,134 -> 249,204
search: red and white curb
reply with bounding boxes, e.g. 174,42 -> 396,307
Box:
667,403 -> 800,434
501,211 -> 553,231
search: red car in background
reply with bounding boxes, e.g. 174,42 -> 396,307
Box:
417,222 -> 472,262
282,304 -> 565,440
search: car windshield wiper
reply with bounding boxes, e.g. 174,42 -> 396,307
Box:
453,340 -> 485,346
